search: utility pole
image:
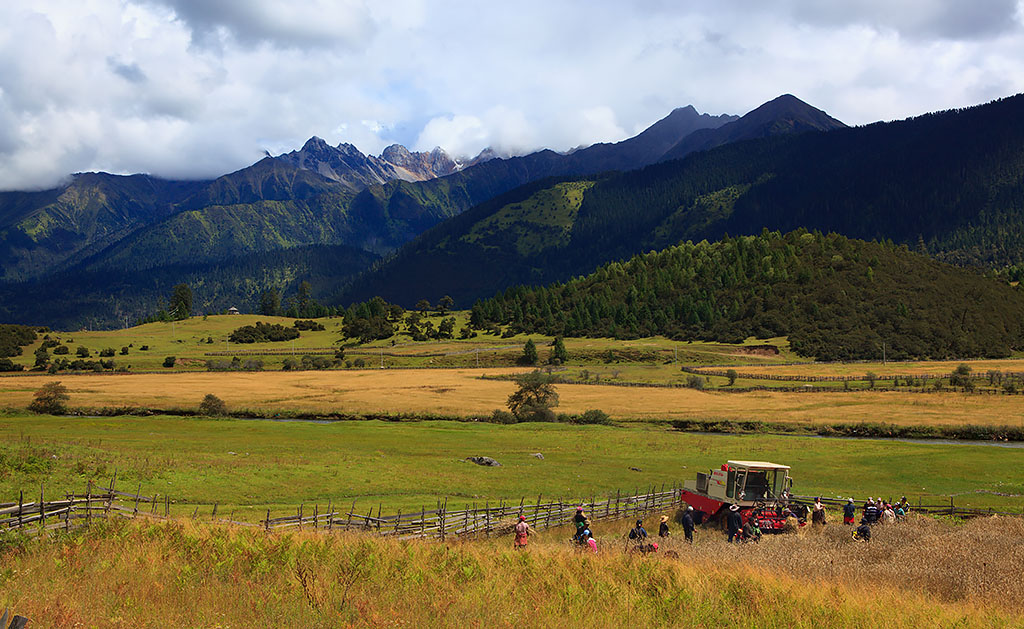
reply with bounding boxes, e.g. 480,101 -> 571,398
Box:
882,342 -> 886,365
380,347 -> 384,369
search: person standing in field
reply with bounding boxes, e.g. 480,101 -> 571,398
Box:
513,515 -> 532,549
573,506 -> 588,543
812,497 -> 827,527
843,498 -> 856,525
726,504 -> 742,542
659,515 -> 670,538
682,506 -> 695,543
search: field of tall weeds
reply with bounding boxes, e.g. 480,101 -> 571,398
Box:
0,513 -> 1020,628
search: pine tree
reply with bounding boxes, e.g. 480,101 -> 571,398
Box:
521,338 -> 538,365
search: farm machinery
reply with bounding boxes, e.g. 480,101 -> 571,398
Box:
680,460 -> 798,532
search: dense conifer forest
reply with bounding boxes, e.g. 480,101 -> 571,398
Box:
469,231 -> 1024,360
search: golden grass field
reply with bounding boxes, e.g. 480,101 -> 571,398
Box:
1,514 -> 1021,628
3,368 -> 1024,427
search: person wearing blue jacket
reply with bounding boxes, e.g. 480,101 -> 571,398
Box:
843,498 -> 857,525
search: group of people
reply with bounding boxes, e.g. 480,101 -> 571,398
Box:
512,495 -> 912,550
848,496 -> 909,541
515,504 -> 700,552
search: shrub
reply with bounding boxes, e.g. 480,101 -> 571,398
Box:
726,369 -> 738,386
685,375 -> 705,390
120,347 -> 129,355
76,346 -> 90,358
282,358 -> 300,371
99,348 -> 116,357
489,409 -> 517,424
28,381 -> 70,415
198,394 -> 228,417
577,409 -> 612,425
163,356 -> 176,368
52,345 -> 69,355
241,359 -> 264,371
229,322 -> 299,343
293,320 -> 325,331
353,358 -> 366,368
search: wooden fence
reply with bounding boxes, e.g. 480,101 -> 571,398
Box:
6,481 -> 1019,544
1,481 -> 684,541
0,476 -> 170,538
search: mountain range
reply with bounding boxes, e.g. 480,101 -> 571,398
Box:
18,91 -> 1024,332
337,94 -> 1024,310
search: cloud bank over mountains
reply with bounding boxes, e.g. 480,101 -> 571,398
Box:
1,0 -> 1023,189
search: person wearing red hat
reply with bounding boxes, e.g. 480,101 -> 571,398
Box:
513,515 -> 532,549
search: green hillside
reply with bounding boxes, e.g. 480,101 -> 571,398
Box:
0,174 -> 208,281
471,231 -> 1024,360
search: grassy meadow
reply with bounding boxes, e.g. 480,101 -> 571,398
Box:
1,515 -> 1021,628
7,313 -> 801,371
1,414 -> 1022,519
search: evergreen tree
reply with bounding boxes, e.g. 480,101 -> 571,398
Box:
520,338 -> 538,365
168,283 -> 192,320
551,336 -> 568,364
259,288 -> 281,316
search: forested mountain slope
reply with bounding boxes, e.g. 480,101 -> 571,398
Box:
470,231 -> 1024,360
341,94 -> 1024,308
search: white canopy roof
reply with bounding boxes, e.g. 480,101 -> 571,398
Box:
727,460 -> 790,470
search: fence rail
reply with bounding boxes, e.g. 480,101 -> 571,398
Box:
5,480 -> 1019,543
1,480 -> 684,541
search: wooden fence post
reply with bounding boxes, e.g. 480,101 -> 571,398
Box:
133,483 -> 142,517
265,509 -> 271,532
485,501 -> 491,537
440,499 -> 447,541
86,480 -> 92,527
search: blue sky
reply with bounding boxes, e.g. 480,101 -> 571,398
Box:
1,0 -> 1023,189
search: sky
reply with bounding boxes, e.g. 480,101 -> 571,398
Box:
1,0 -> 1023,190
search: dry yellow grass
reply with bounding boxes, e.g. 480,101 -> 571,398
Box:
0,515 -> 1019,627
3,369 -> 1024,427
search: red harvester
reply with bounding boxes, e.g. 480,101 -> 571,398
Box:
680,460 -> 796,532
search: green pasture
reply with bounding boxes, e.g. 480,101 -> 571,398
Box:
11,313 -> 800,372
0,413 -> 1020,522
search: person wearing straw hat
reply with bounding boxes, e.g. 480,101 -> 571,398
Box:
658,515 -> 671,538
726,504 -> 742,543
513,515 -> 532,549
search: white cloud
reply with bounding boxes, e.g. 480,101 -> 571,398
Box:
0,0 -> 1023,189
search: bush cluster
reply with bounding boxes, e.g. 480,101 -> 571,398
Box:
229,322 -> 300,343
